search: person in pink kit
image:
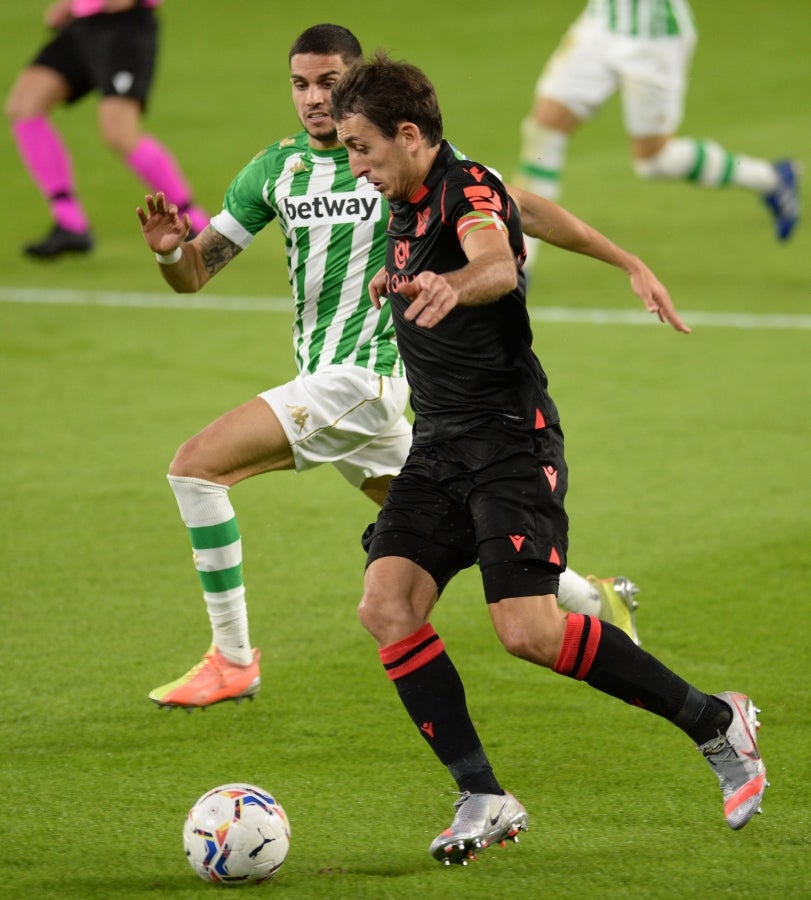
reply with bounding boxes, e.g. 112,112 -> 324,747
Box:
5,0 -> 209,259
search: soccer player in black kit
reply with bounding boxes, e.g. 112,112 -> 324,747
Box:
332,52 -> 767,867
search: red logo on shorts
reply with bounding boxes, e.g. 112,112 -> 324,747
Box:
509,534 -> 526,552
543,465 -> 557,492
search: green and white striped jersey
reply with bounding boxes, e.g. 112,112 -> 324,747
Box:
211,131 -> 402,377
585,0 -> 696,38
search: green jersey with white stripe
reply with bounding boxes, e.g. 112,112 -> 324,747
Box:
585,0 -> 696,38
211,131 -> 401,377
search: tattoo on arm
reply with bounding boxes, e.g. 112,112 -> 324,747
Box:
197,227 -> 242,275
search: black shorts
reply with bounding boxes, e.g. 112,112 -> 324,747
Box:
363,421 -> 569,603
31,7 -> 158,106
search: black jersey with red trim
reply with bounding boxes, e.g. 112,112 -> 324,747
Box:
385,140 -> 560,446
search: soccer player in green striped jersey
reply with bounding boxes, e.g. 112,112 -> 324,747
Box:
137,24 -> 687,709
517,0 -> 800,272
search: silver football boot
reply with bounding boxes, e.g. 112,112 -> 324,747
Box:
699,691 -> 768,830
429,792 -> 528,866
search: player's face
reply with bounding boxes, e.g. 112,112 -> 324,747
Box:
337,114 -> 419,201
290,53 -> 349,150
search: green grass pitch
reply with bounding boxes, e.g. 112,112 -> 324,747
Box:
1,2 -> 810,897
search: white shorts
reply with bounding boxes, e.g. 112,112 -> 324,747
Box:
537,13 -> 697,137
259,365 -> 412,488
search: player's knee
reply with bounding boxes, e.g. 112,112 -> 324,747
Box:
4,90 -> 37,123
168,450 -> 189,478
4,94 -> 19,122
357,592 -> 375,633
493,601 -> 566,667
497,625 -> 534,660
5,75 -> 50,121
358,576 -> 434,646
100,128 -> 133,157
633,152 -> 667,180
357,587 -> 391,640
632,138 -> 696,181
168,437 -> 204,478
496,623 -> 557,665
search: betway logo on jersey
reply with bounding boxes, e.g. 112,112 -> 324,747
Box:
279,191 -> 382,226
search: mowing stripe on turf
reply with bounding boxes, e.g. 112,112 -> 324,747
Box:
1,286 -> 810,331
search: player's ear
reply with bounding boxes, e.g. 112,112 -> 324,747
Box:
398,122 -> 421,150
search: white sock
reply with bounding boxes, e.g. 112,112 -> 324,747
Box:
634,137 -> 778,192
517,118 -> 568,268
518,117 -> 568,200
205,589 -> 251,666
167,474 -> 253,665
558,567 -> 601,616
729,155 -> 778,193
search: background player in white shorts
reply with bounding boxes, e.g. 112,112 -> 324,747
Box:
136,24 -> 687,710
516,0 -> 800,271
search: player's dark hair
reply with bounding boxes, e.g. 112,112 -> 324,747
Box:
289,24 -> 363,65
331,51 -> 443,145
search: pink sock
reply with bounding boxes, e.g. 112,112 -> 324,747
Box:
126,135 -> 209,233
12,116 -> 89,233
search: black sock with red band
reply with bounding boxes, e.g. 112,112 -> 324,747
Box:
554,614 -> 731,745
379,624 -> 502,795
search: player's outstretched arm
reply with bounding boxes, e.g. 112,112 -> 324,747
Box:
506,183 -> 691,334
137,192 -> 241,294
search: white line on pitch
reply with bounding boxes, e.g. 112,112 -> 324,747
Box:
1,286 -> 810,330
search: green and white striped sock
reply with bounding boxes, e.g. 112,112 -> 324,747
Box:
167,475 -> 252,665
634,137 -> 777,192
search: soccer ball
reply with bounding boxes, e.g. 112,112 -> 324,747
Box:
183,783 -> 290,884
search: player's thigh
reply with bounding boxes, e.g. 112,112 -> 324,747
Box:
467,426 -> 569,603
5,65 -> 70,119
263,367 -> 409,475
489,593 -> 566,666
364,457 -> 478,598
8,24 -> 92,113
619,35 -> 696,137
360,555 -> 440,645
536,18 -> 619,121
169,396 -> 294,483
333,411 -> 411,494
